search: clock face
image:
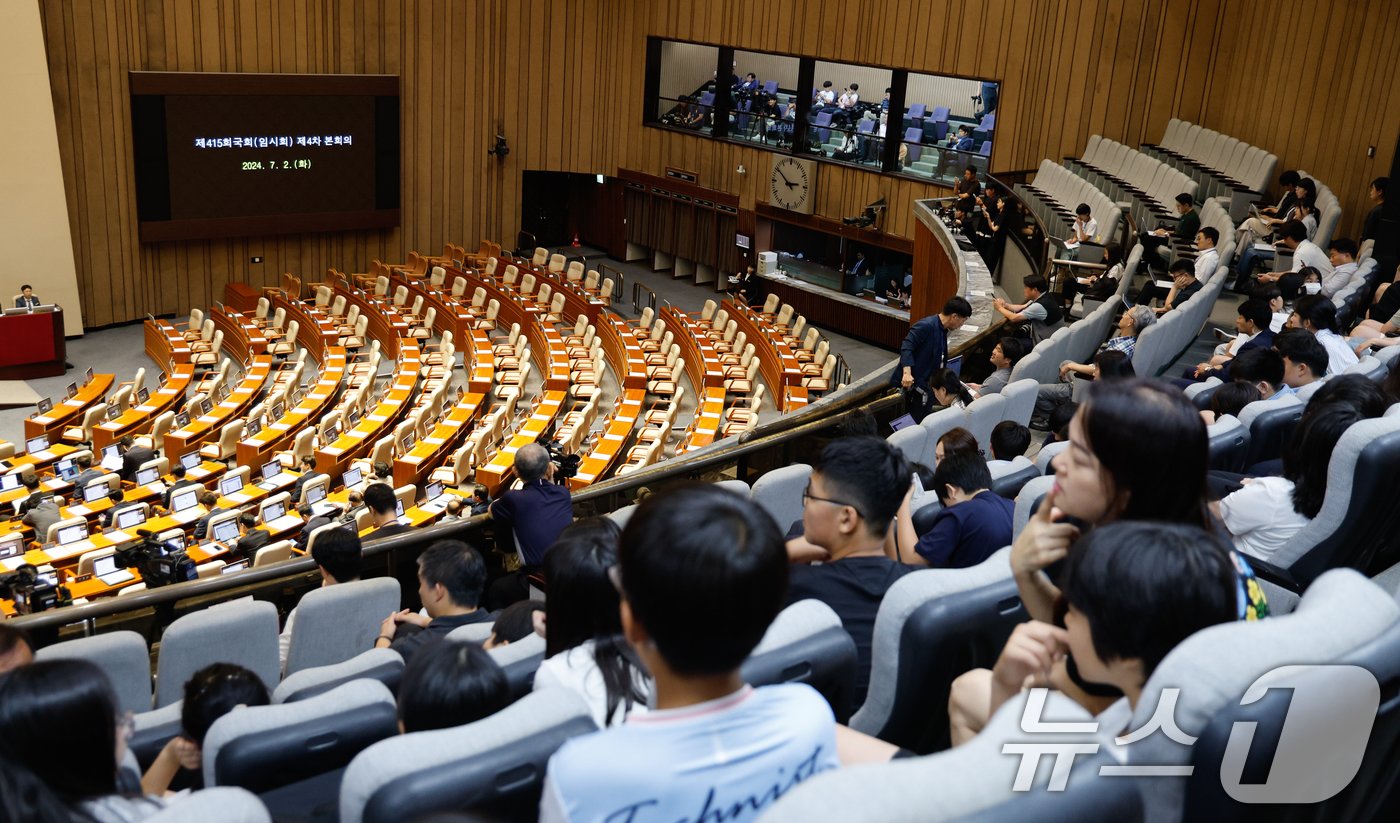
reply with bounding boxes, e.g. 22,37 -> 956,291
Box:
770,157 -> 814,213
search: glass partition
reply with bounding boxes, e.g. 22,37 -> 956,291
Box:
898,72 -> 998,183
727,50 -> 801,148
806,61 -> 892,171
654,41 -> 721,134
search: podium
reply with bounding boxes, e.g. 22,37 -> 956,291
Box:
0,306 -> 67,379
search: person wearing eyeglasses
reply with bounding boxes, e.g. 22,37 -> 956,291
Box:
785,436 -> 916,703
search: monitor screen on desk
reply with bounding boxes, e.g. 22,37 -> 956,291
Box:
0,533 -> 24,559
36,398 -> 53,415
262,500 -> 285,524
212,518 -> 239,544
304,483 -> 327,505
85,367 -> 95,383
26,436 -> 48,454
247,416 -> 263,437
262,461 -> 282,482
395,499 -> 404,517
181,452 -> 201,471
83,484 -> 108,503
175,412 -> 190,428
135,467 -> 160,486
219,475 -> 243,496
106,405 -> 122,421
215,384 -> 230,403
93,554 -> 122,577
54,459 -> 76,480
171,488 -> 199,513
57,523 -> 87,545
136,387 -> 150,405
0,474 -> 19,491
221,560 -> 248,574
342,466 -> 362,488
66,382 -> 78,398
116,507 -> 146,530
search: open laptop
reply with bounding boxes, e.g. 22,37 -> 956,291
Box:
221,559 -> 248,574
92,553 -> 135,586
394,498 -> 411,526
136,386 -> 150,405
0,474 -> 20,492
100,444 -> 123,472
0,533 -> 26,571
256,460 -> 285,491
261,499 -> 300,532
419,481 -> 448,513
169,487 -> 203,524
341,465 -> 364,492
26,435 -> 52,461
210,516 -> 240,546
304,482 -> 339,518
180,452 -> 201,472
115,506 -> 147,531
82,483 -> 108,504
218,474 -> 244,498
54,459 -> 78,482
51,522 -> 94,559
135,466 -> 162,488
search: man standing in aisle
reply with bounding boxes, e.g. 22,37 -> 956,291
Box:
888,296 -> 973,390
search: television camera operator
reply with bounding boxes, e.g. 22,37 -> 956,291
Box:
484,441 -> 574,609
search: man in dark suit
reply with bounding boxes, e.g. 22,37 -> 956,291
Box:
1174,299 -> 1276,386
71,454 -> 105,490
234,512 -> 272,559
294,502 -> 341,551
15,285 -> 40,309
117,435 -> 155,482
888,296 -> 974,389
363,482 -> 411,542
161,463 -> 201,509
289,455 -> 325,503
193,491 -> 231,540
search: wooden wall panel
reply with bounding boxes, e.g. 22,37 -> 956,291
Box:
40,0 -> 1400,328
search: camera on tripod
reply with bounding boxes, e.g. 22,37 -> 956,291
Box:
114,530 -> 197,588
537,430 -> 581,484
0,564 -> 69,614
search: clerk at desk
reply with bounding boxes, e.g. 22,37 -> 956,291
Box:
14,284 -> 40,309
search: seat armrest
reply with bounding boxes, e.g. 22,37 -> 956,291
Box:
1240,553 -> 1302,594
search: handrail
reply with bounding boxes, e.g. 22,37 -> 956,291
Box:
630,281 -> 658,315
598,262 -> 626,305
987,170 -> 1052,278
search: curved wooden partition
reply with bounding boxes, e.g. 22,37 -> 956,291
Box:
24,374 -> 114,441
314,339 -> 421,479
236,347 -> 347,467
162,355 -> 272,464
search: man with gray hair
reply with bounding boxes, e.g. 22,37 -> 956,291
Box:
487,442 -> 573,607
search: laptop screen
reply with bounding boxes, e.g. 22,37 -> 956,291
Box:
247,417 -> 263,437
212,518 -> 240,543
425,481 -> 444,501
304,483 -> 327,505
395,499 -> 405,517
181,453 -> 201,470
342,466 -> 362,487
171,489 -> 199,513
93,554 -> 121,576
25,436 -> 47,454
400,432 -> 416,452
57,523 -> 87,545
262,461 -> 282,482
271,402 -> 285,420
175,412 -> 191,428
103,445 -> 121,462
66,382 -> 79,398
106,405 -> 123,421
83,484 -> 107,503
262,501 -> 285,523
135,467 -> 160,486
0,535 -> 24,559
221,559 -> 248,574
0,474 -> 18,491
55,459 -> 76,479
37,398 -> 53,415
116,507 -> 146,530
219,475 -> 243,496
216,384 -> 230,403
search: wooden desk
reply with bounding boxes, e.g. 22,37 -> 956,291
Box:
3,443 -> 78,477
540,326 -> 572,391
678,387 -> 727,454
475,390 -> 567,494
24,375 -> 114,441
314,340 -> 421,478
337,285 -> 408,357
212,305 -> 268,355
163,356 -> 273,464
268,290 -> 338,355
569,388 -> 646,489
145,318 -> 191,368
663,308 -> 725,390
725,300 -> 803,410
392,391 -> 487,488
0,307 -> 66,379
236,347 -> 347,467
596,313 -> 648,390
466,330 -> 494,394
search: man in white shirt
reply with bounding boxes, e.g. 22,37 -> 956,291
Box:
1273,329 -> 1328,400
1064,203 -> 1098,259
1192,226 -> 1221,282
1281,220 -> 1333,277
1320,238 -> 1359,298
541,485 -> 839,823
1291,295 -> 1358,375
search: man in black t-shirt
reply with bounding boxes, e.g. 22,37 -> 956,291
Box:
786,436 -> 915,703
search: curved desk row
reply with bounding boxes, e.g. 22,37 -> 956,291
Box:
24,374 -> 115,442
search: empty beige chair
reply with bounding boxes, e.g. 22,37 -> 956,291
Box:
423,330 -> 454,366
265,307 -> 287,339
327,295 -> 347,320
646,357 -> 683,397
198,420 -> 245,462
194,359 -> 232,396
373,275 -> 390,296
191,330 -> 224,368
794,328 -> 823,363
367,436 -> 394,469
725,358 -> 759,396
402,295 -> 425,323
802,353 -> 838,393
253,541 -> 295,567
181,309 -> 206,340
429,266 -> 446,288
466,287 -> 487,314
137,411 -> 176,452
407,307 -> 436,339
503,265 -> 520,287
583,270 -> 600,292
341,315 -> 369,350
566,261 -> 584,282
799,340 -> 830,373
62,405 -> 106,444
493,324 -> 522,358
314,285 -> 333,308
535,282 -> 553,307
532,247 -> 549,267
697,299 -> 718,323
598,277 -> 614,302
543,292 -> 565,324
449,276 -> 469,298
722,388 -> 766,437
548,253 -> 566,274
520,273 -> 537,298
118,367 -> 146,398
760,293 -> 781,317
495,362 -> 531,400
252,297 -> 271,327
196,560 -> 227,578
276,427 -> 317,467
473,299 -> 499,331
268,322 -> 298,358
336,304 -> 362,335
392,285 -> 409,308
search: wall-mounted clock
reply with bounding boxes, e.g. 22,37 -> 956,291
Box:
769,156 -> 816,214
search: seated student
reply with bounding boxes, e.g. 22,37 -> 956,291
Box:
534,518 -> 651,728
991,275 -> 1064,343
1032,349 -> 1134,430
0,659 -> 170,820
1254,283 -> 1290,332
1228,348 -> 1298,431
1043,400 -> 1079,446
0,624 -> 33,674
1214,376 -> 1388,559
485,599 -> 545,650
1291,295 -> 1359,375
1140,192 -> 1201,272
363,482 -> 411,541
982,521 -> 1239,736
1061,203 -> 1098,260
786,437 -> 915,702
141,664 -> 270,795
118,434 -> 155,482
279,529 -> 363,670
1176,299 -> 1275,385
1347,300 -> 1400,355
889,451 -> 1013,570
967,337 -> 1025,395
14,470 -> 44,517
338,490 -> 366,527
375,540 -> 492,663
232,512 -> 271,558
541,485 -> 839,823
935,427 -> 980,463
1320,238 -> 1360,298
396,641 -> 510,734
928,368 -> 974,410
1142,259 -> 1203,314
1061,245 -> 1125,310
1200,379 -> 1261,426
1272,330 -> 1331,398
988,421 -> 1031,463
71,453 -> 105,490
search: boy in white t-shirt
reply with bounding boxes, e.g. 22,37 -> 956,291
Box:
541,484 -> 840,823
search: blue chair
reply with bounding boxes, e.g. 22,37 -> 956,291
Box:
907,103 -> 927,122
903,126 -> 924,163
932,120 -> 949,142
930,105 -> 950,122
980,112 -> 996,132
811,111 -> 832,145
857,119 -> 874,135
762,79 -> 777,96
979,141 -> 992,156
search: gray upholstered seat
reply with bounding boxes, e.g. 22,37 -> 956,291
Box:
962,392 -> 1006,450
339,688 -> 598,823
143,787 -> 272,823
155,599 -> 281,707
273,647 -> 405,704
1013,474 -> 1055,539
999,379 -> 1038,428
750,463 -> 812,532
887,423 -> 929,465
742,599 -> 858,722
284,578 -> 402,676
35,630 -> 152,714
1205,413 -> 1249,471
486,630 -> 546,701
988,455 -> 1040,499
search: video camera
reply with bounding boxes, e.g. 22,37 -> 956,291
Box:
0,564 -> 70,614
114,530 -> 198,588
537,430 -> 581,484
